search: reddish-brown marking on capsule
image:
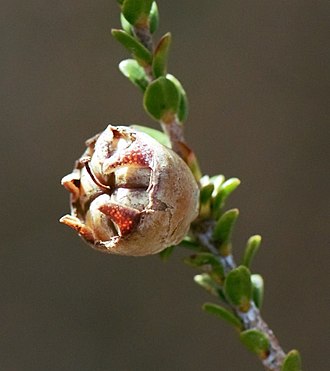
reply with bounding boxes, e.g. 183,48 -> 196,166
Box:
99,203 -> 141,236
104,142 -> 153,173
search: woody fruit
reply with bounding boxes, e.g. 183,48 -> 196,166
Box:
60,125 -> 199,256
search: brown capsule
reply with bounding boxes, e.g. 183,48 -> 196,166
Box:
60,125 -> 199,256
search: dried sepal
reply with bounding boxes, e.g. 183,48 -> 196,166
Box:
60,125 -> 199,256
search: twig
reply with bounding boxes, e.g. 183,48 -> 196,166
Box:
194,219 -> 286,371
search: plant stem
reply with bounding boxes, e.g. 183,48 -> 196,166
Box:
126,13 -> 288,371
134,25 -> 186,150
133,25 -> 153,52
193,218 -> 286,371
160,119 -> 185,154
133,22 -> 203,179
239,304 -> 286,371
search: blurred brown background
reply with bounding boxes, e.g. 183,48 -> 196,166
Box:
1,1 -> 329,370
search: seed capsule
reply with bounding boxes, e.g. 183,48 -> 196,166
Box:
60,125 -> 199,256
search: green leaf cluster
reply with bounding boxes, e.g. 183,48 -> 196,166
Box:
199,175 -> 240,220
196,264 -> 269,360
112,1 -> 188,123
181,173 -> 271,358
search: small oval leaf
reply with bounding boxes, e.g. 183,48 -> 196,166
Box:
122,0 -> 154,26
119,59 -> 149,91
185,253 -> 225,280
159,245 -> 175,261
243,235 -> 262,268
194,273 -> 221,297
213,178 -> 240,218
251,274 -> 264,309
213,208 -> 239,245
200,183 -> 214,205
199,183 -> 214,218
152,32 -> 172,78
224,265 -> 252,312
149,1 -> 159,33
177,236 -> 201,251
240,329 -> 270,359
203,302 -> 243,330
112,29 -> 152,64
210,174 -> 225,196
166,74 -> 189,122
281,350 -> 302,371
120,13 -> 133,35
143,76 -> 180,121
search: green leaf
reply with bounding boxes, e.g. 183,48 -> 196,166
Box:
119,59 -> 149,91
111,29 -> 152,64
251,274 -> 264,309
121,0 -> 154,26
199,183 -> 214,218
242,235 -> 262,268
213,208 -> 239,244
281,350 -> 302,371
177,237 -> 201,251
199,174 -> 210,187
240,329 -> 270,359
159,245 -> 175,261
184,253 -> 216,267
210,174 -> 225,195
213,178 -> 240,217
152,32 -> 171,78
120,13 -> 133,34
200,183 -> 214,205
224,265 -> 252,312
143,76 -> 180,121
185,253 -> 224,281
194,273 -> 221,297
203,302 -> 242,330
166,74 -> 189,122
149,2 -> 159,34
130,125 -> 170,147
